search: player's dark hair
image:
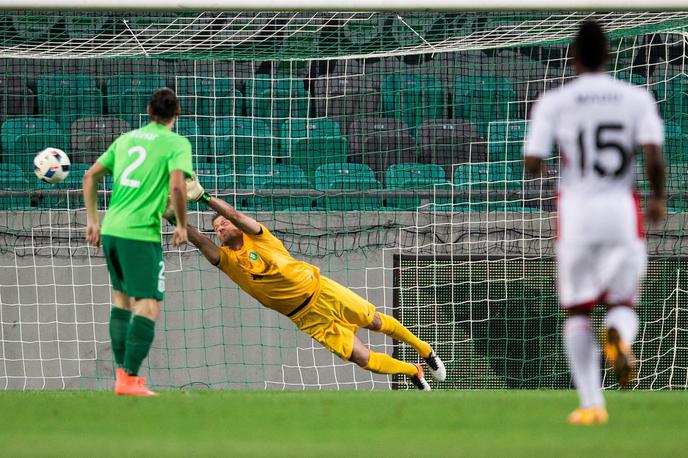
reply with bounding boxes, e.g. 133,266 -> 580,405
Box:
574,20 -> 609,70
148,87 -> 180,122
211,213 -> 223,226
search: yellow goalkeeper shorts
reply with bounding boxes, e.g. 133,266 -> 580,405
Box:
289,276 -> 376,360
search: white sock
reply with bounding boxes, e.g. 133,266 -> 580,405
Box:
606,306 -> 639,343
565,316 -> 605,408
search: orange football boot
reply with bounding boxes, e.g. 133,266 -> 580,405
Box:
114,371 -> 157,397
605,328 -> 637,389
568,407 -> 609,425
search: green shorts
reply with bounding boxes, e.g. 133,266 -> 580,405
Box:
102,235 -> 165,301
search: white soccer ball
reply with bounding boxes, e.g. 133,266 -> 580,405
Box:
34,148 -> 71,184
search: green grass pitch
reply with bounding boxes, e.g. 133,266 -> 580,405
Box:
1,390 -> 685,457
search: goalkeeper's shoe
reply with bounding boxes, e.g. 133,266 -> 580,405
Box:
424,351 -> 446,382
604,327 -> 636,389
567,407 -> 608,425
114,372 -> 157,397
410,364 -> 431,391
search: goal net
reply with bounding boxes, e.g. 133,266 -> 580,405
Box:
0,10 -> 686,390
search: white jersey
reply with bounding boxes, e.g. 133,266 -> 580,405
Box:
524,72 -> 664,244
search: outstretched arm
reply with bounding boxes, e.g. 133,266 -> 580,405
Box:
163,201 -> 221,265
187,224 -> 221,266
186,175 -> 262,236
206,196 -> 262,236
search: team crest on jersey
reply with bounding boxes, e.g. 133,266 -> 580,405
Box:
249,251 -> 259,261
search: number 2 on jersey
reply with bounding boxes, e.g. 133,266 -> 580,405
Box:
120,146 -> 147,188
577,124 -> 630,178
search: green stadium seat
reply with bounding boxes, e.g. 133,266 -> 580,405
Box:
454,75 -> 517,135
381,74 -> 445,131
0,163 -> 30,209
486,120 -> 527,163
42,89 -> 103,130
185,162 -> 236,212
385,163 -> 448,210
196,163 -> 235,191
244,74 -> 309,130
244,74 -> 303,104
37,75 -> 102,128
239,164 -> 313,211
106,75 -> 168,127
173,117 -> 210,159
212,117 -> 275,172
452,162 -> 523,212
37,75 -> 96,94
315,163 -> 382,211
279,118 -> 347,182
1,117 -> 68,170
176,77 -> 243,133
0,162 -> 28,185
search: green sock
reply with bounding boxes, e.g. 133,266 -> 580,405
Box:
123,315 -> 156,376
109,307 -> 132,367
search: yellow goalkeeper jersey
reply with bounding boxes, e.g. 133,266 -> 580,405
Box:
216,224 -> 320,315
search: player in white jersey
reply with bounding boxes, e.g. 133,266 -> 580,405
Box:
524,21 -> 666,425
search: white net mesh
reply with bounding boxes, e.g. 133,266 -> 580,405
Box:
0,11 -> 684,59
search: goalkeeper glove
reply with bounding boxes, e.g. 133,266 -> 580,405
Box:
186,172 -> 211,204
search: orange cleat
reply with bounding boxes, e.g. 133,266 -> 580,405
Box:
604,328 -> 637,389
568,407 -> 609,425
114,371 -> 157,397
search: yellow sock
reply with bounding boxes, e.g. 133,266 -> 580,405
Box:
378,313 -> 433,358
364,351 -> 417,378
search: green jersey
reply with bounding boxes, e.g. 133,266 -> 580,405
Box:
98,122 -> 193,242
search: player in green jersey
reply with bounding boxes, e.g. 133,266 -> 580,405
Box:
83,88 -> 194,396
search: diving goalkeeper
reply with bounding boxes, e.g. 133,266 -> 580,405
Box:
169,177 -> 446,390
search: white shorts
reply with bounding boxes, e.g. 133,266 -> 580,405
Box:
556,240 -> 647,310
